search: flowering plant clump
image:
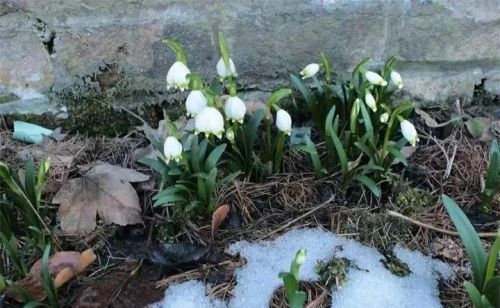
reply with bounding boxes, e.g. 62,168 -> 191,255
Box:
144,33 -> 421,217
292,55 -> 418,196
143,32 -> 295,215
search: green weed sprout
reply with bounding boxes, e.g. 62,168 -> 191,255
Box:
0,159 -> 52,276
279,249 -> 308,308
481,140 -> 499,213
442,194 -> 500,308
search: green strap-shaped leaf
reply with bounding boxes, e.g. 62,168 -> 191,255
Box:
483,276 -> 500,307
290,74 -> 314,109
25,158 -> 37,207
320,52 -> 332,83
464,281 -> 486,308
204,144 -> 227,172
359,100 -> 374,141
354,174 -> 380,197
328,124 -> 348,174
267,88 -> 292,107
484,230 -> 500,289
290,291 -> 307,308
442,195 -> 488,288
388,146 -> 408,166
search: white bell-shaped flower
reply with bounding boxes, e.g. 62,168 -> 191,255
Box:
364,92 -> 377,112
400,119 -> 419,146
224,96 -> 246,124
300,63 -> 320,79
365,71 -> 387,86
163,136 -> 183,163
195,107 -> 225,138
276,109 -> 292,135
185,90 -> 207,117
216,58 -> 237,78
166,61 -> 190,91
380,112 -> 389,123
391,71 -> 403,89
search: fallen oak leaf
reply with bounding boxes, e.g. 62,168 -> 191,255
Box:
211,204 -> 230,238
86,163 -> 150,183
53,164 -> 149,235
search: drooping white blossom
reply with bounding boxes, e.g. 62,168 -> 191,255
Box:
364,92 -> 377,112
195,107 -> 225,138
391,71 -> 403,89
276,109 -> 292,135
380,112 -> 389,123
224,96 -> 247,124
166,61 -> 190,91
400,119 -> 419,146
300,63 -> 320,79
185,90 -> 207,117
365,71 -> 387,87
216,58 -> 237,78
163,136 -> 183,163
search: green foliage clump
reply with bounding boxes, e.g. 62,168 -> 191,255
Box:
442,194 -> 500,308
0,160 -> 60,306
293,56 -> 416,197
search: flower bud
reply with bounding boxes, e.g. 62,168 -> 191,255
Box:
216,58 -> 237,78
163,136 -> 183,163
276,109 -> 292,135
365,71 -> 387,86
300,63 -> 320,79
380,112 -> 389,123
391,71 -> 403,89
400,119 -> 419,146
195,107 -> 225,138
185,90 -> 207,117
226,128 -> 235,142
364,92 -> 377,112
295,249 -> 307,265
166,61 -> 190,91
224,96 -> 246,124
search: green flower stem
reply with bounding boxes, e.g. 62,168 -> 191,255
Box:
163,39 -> 187,64
273,132 -> 286,173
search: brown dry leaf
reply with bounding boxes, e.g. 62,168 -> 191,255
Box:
53,163 -> 149,235
211,204 -> 230,238
428,237 -> 464,262
7,249 -> 96,302
415,107 -> 440,128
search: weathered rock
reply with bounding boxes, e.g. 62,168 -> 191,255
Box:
0,0 -> 499,117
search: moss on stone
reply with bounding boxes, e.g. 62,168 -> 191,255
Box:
0,94 -> 20,105
2,113 -> 61,129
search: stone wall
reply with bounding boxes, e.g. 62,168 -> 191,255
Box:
1,0 -> 500,117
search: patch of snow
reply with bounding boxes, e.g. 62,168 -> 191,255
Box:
149,280 -> 226,308
152,228 -> 454,308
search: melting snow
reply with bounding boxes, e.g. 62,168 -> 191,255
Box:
151,228 -> 454,308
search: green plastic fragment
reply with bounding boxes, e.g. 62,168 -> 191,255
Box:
12,121 -> 53,144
